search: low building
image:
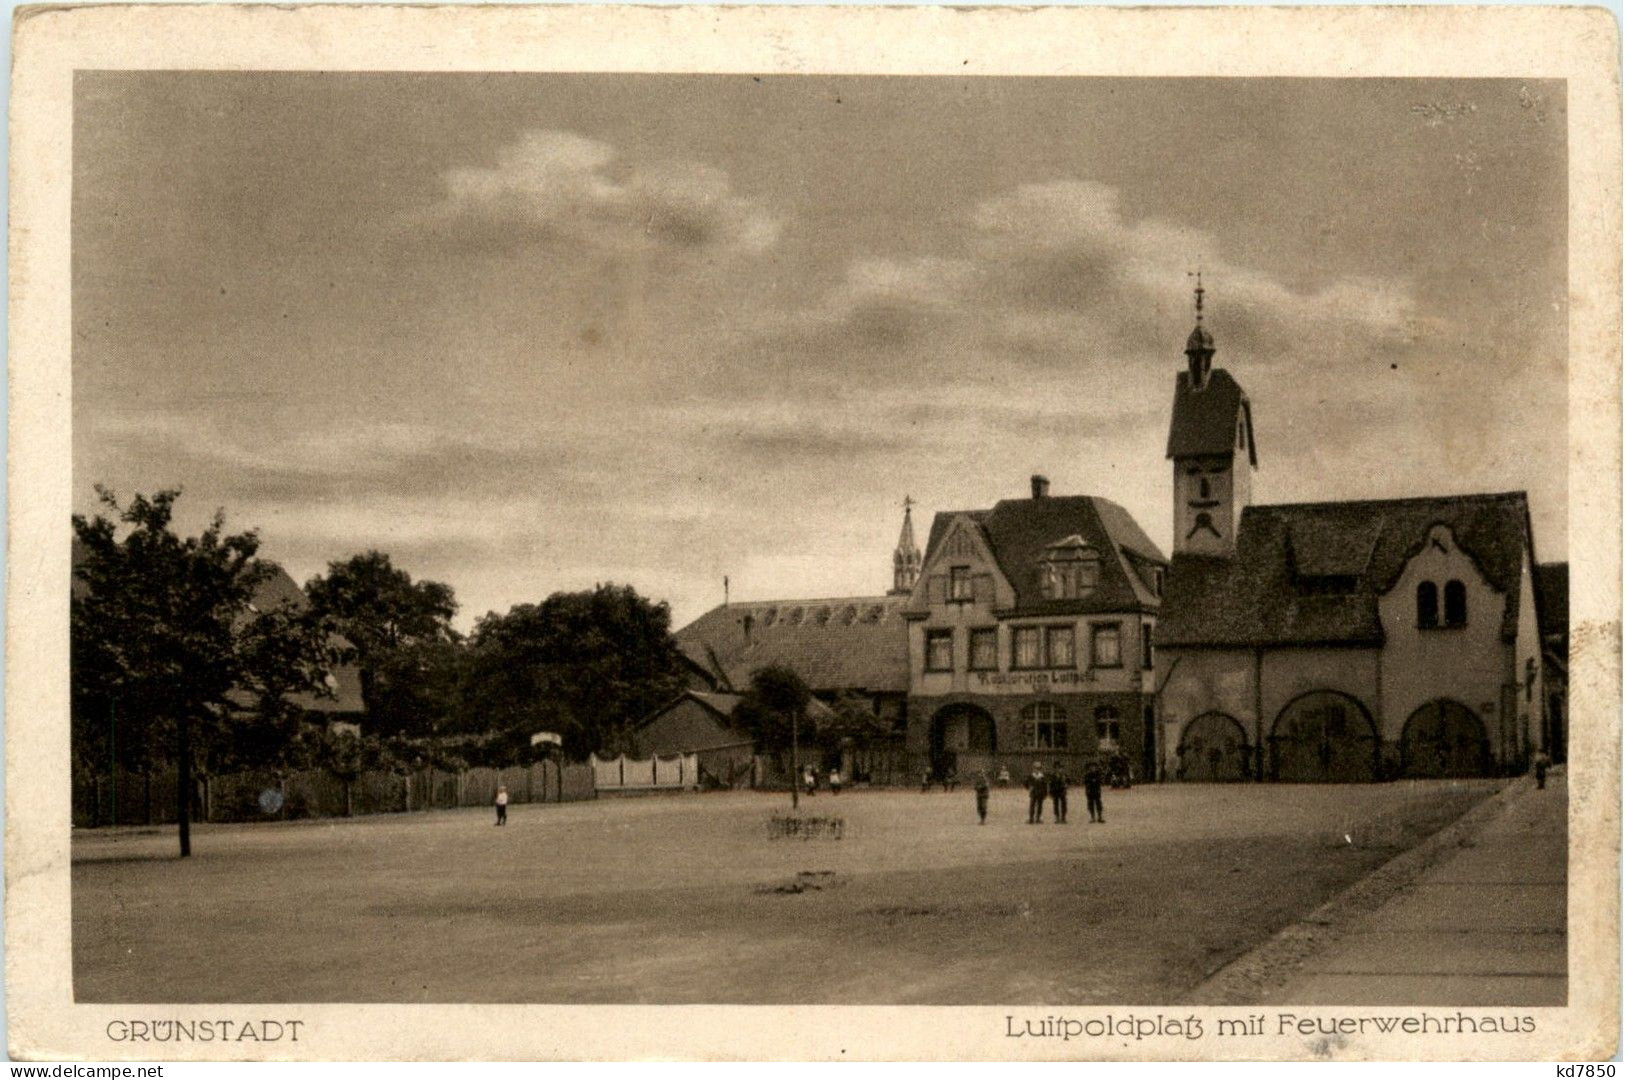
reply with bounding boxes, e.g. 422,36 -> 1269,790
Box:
632,690 -> 755,788
901,475 -> 1168,783
671,535 -> 915,781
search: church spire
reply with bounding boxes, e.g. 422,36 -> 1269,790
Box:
1185,269 -> 1215,391
890,497 -> 922,595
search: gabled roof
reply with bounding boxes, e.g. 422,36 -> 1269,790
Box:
1157,491 -> 1535,648
1166,368 -> 1256,464
673,595 -> 911,693
922,495 -> 1167,615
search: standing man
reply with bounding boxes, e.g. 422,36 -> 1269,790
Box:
1026,761 -> 1046,824
494,784 -> 509,826
1083,758 -> 1105,824
1049,761 -> 1068,824
973,770 -> 990,824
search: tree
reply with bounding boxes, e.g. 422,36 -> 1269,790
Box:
459,584 -> 688,758
71,487 -> 328,856
304,551 -> 459,735
733,664 -> 812,807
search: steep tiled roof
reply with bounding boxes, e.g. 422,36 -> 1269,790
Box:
1166,368 -> 1256,464
1157,492 -> 1534,648
924,495 -> 1167,615
673,595 -> 911,693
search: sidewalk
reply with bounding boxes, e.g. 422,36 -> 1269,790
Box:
1270,772 -> 1567,1005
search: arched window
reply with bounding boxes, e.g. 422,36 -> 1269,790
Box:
1444,580 -> 1467,627
1021,703 -> 1068,750
1416,581 -> 1439,629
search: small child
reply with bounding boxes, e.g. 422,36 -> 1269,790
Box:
829,767 -> 843,794
494,785 -> 509,826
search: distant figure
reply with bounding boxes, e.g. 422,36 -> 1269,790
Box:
803,765 -> 818,796
494,785 -> 509,826
941,770 -> 959,793
1048,761 -> 1069,824
829,767 -> 843,795
921,769 -> 933,794
1110,751 -> 1132,790
1026,762 -> 1047,824
1083,759 -> 1105,823
997,765 -> 1011,788
1534,749 -> 1551,790
974,770 -> 990,824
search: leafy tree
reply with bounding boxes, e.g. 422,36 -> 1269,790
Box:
71,487 -> 328,855
459,584 -> 687,757
824,693 -> 890,751
733,664 -> 814,806
732,664 -> 811,757
304,551 -> 458,734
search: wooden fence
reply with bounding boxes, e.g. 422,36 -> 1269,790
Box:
72,761 -> 596,828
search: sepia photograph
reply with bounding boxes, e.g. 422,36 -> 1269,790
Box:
8,3 -> 1620,1062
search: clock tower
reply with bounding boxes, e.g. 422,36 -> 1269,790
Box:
1165,277 -> 1256,557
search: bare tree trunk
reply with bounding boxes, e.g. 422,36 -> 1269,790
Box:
176,716 -> 192,858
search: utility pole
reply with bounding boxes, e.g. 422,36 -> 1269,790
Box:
790,705 -> 800,811
109,698 -> 117,828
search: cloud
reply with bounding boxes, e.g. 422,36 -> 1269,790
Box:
970,179 -> 1420,367
411,129 -> 780,256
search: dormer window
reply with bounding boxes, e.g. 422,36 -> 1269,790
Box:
1039,536 -> 1100,600
948,566 -> 973,602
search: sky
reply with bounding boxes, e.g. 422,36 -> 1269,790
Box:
72,74 -> 1568,631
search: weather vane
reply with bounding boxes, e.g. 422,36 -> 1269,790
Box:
1187,265 -> 1206,323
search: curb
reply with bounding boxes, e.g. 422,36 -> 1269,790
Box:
1183,776 -> 1535,1006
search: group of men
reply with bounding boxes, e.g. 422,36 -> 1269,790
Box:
971,760 -> 1106,825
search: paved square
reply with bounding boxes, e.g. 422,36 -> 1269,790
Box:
74,780 -> 1507,1004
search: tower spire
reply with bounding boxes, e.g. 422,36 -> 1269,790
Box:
1184,268 -> 1215,390
891,496 -> 922,595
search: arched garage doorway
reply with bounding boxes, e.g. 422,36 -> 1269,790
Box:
1269,691 -> 1378,783
1177,712 -> 1252,782
1402,699 -> 1491,778
929,703 -> 997,779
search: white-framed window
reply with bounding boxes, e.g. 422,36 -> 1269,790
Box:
1012,626 -> 1042,669
949,565 -> 973,602
1092,624 -> 1122,668
1046,625 -> 1075,668
1095,706 -> 1121,749
969,627 -> 998,671
1022,702 -> 1068,750
925,629 -> 954,672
